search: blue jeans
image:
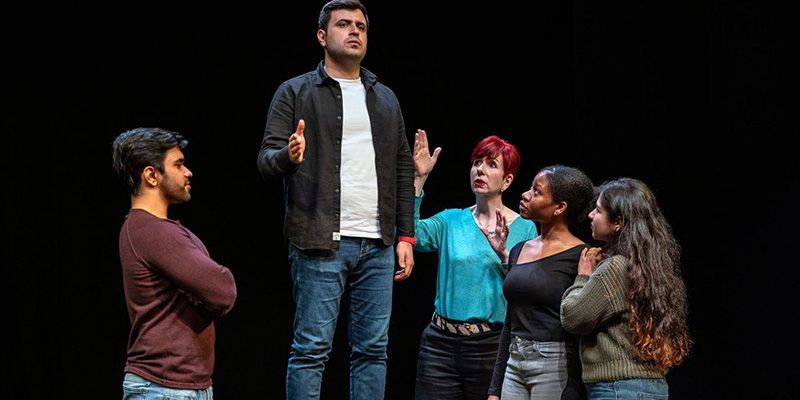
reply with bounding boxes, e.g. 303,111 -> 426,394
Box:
122,373 -> 213,400
286,237 -> 395,400
586,378 -> 668,400
501,336 -> 584,400
415,323 -> 501,400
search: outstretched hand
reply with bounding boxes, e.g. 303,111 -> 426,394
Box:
481,210 -> 510,263
289,119 -> 306,164
413,129 -> 441,179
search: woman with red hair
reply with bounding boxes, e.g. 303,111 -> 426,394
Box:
412,131 -> 538,400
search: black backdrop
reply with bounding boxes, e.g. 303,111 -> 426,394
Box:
3,1 -> 797,398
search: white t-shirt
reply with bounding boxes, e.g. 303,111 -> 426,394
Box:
335,77 -> 380,238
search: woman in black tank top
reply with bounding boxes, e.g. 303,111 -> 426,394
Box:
484,165 -> 594,400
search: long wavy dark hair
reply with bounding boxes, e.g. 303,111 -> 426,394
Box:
597,178 -> 691,370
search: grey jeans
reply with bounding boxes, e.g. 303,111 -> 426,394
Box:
501,336 -> 584,400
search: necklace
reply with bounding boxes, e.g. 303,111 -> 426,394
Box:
473,210 -> 496,236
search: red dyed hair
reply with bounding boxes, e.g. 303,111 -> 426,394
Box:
470,135 -> 520,179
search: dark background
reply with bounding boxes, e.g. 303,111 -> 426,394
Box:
3,1 -> 797,398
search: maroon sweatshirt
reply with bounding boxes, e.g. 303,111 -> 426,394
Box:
119,208 -> 237,389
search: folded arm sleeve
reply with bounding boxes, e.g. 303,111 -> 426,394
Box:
142,224 -> 237,317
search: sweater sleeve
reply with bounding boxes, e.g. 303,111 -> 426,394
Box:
488,313 -> 512,396
560,255 -> 628,335
136,221 -> 237,317
413,192 -> 445,253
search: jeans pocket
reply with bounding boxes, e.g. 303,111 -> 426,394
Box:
535,345 -> 565,359
633,378 -> 668,399
122,373 -> 150,396
158,388 -> 199,400
418,327 -> 432,351
638,393 -> 668,400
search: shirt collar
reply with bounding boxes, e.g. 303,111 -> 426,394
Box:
314,60 -> 378,89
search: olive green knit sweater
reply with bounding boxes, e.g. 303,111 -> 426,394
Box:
560,255 -> 665,384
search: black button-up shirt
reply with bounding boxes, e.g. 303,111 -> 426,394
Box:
257,61 -> 414,250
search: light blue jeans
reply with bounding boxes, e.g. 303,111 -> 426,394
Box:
122,373 -> 213,400
501,336 -> 584,400
586,378 -> 668,400
286,237 -> 395,400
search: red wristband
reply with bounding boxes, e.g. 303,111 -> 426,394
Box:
398,236 -> 416,246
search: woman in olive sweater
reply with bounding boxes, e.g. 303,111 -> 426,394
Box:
560,178 -> 691,399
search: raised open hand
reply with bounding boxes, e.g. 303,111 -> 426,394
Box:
413,129 -> 441,179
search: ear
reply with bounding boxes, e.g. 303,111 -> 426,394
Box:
141,166 -> 160,188
502,174 -> 514,191
317,29 -> 327,47
553,201 -> 568,217
613,217 -> 623,233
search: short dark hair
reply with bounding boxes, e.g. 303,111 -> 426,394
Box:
111,127 -> 188,195
318,0 -> 369,31
538,165 -> 594,227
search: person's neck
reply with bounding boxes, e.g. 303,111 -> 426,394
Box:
473,195 -> 504,223
324,56 -> 361,80
130,192 -> 168,219
538,222 -> 573,243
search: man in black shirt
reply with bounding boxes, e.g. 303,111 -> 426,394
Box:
257,1 -> 416,399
